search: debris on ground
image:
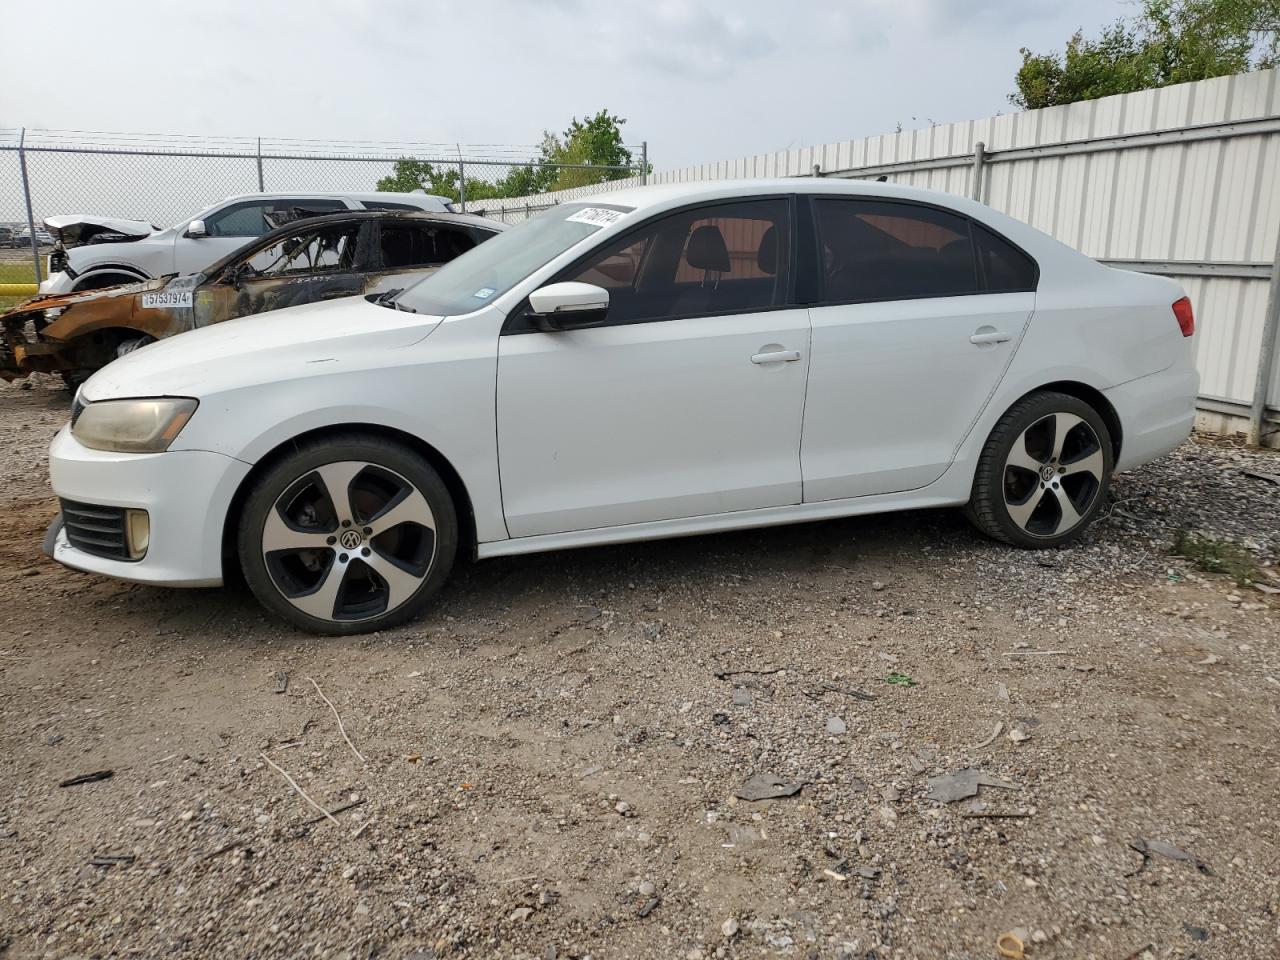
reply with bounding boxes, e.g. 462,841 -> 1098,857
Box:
925,769 -> 1020,804
967,721 -> 1003,750
1127,837 -> 1213,875
58,770 -> 113,788
883,672 -> 917,687
995,931 -> 1025,958
273,670 -> 289,694
1007,725 -> 1031,744
87,853 -> 135,868
734,773 -> 803,801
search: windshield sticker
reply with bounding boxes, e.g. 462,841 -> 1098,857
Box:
141,290 -> 193,309
473,287 -> 496,300
565,207 -> 624,227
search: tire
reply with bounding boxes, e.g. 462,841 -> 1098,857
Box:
237,435 -> 457,635
966,391 -> 1114,548
116,335 -> 156,357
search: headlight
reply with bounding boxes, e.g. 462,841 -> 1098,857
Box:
71,397 -> 198,453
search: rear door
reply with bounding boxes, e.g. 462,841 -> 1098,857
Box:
800,197 -> 1037,501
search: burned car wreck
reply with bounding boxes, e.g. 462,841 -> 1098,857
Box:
1,210 -> 501,386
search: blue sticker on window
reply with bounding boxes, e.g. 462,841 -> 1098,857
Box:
473,287 -> 496,299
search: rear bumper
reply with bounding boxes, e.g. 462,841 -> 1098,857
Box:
1106,363 -> 1199,473
47,426 -> 251,586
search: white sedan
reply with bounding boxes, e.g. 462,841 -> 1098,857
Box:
45,179 -> 1198,634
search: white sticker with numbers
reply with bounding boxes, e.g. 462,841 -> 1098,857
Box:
565,207 -> 624,227
141,290 -> 193,309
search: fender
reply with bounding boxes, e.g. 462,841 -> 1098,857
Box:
39,283 -> 194,343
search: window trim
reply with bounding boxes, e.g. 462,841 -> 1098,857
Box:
501,194 -> 801,335
804,195 -> 1039,308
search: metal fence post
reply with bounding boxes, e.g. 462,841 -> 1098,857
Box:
458,159 -> 466,213
970,141 -> 986,203
640,141 -> 648,185
17,128 -> 42,284
1248,222 -> 1280,445
256,137 -> 265,192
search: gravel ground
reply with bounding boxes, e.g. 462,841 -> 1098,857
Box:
0,376 -> 1277,960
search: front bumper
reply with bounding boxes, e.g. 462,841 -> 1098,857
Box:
47,426 -> 252,586
39,271 -> 74,295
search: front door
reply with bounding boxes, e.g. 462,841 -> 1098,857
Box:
496,197 -> 811,539
800,196 -> 1037,501
199,219 -> 371,324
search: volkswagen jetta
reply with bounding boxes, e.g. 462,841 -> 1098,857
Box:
45,179 -> 1198,634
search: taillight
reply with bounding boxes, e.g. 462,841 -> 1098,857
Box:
1172,296 -> 1194,337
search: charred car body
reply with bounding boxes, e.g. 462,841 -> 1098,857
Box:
1,210 -> 501,385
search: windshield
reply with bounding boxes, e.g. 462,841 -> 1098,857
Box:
394,202 -> 634,316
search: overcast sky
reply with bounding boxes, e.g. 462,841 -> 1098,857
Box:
3,0 -> 1129,170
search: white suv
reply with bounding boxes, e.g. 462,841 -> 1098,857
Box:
40,192 -> 455,294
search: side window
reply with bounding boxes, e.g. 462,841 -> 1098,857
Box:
812,199 -> 979,303
206,202 -> 271,238
974,223 -> 1037,292
205,199 -> 346,238
378,223 -> 478,269
561,198 -> 791,324
242,222 -> 363,278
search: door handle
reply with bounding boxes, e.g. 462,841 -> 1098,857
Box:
751,349 -> 802,364
969,330 -> 1012,345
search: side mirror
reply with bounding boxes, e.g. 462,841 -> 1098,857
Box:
527,282 -> 610,332
186,219 -> 207,238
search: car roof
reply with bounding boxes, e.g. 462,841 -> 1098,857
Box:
588,177 -> 981,212
215,191 -> 452,204
201,210 -> 504,277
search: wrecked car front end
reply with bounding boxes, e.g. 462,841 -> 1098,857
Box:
1,274 -> 201,383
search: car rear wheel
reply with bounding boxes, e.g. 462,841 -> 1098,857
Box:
237,435 -> 457,635
966,391 -> 1113,548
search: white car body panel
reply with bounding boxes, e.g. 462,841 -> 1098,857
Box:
39,192 -> 454,294
49,178 -> 1197,589
801,292 -> 1035,500
497,308 -> 811,537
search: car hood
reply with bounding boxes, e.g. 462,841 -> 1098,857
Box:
44,214 -> 159,246
81,296 -> 443,402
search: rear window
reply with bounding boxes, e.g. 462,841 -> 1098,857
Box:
974,223 -> 1037,292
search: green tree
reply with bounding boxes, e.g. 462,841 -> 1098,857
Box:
1012,0 -> 1279,109
376,110 -> 642,201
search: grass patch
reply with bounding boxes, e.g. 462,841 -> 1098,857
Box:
0,260 -> 38,311
0,261 -> 36,283
1171,530 -> 1260,586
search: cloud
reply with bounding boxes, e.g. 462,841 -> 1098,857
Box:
623,2 -> 781,80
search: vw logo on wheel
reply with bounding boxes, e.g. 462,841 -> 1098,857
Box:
339,529 -> 364,550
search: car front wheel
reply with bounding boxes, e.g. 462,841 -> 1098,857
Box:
238,435 -> 457,634
966,391 -> 1114,548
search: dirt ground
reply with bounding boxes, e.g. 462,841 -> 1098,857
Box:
0,376 -> 1277,960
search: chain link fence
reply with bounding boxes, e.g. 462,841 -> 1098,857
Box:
0,129 -> 648,283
